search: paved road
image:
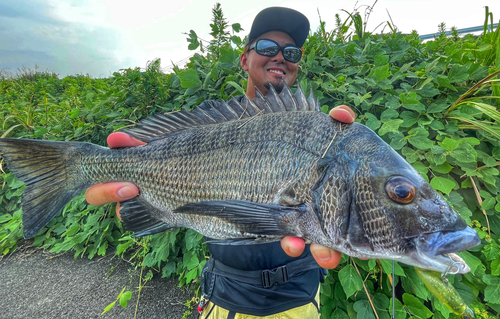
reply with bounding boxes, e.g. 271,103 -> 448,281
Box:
0,246 -> 196,319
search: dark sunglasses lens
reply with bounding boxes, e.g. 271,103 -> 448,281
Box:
256,40 -> 279,56
283,47 -> 302,63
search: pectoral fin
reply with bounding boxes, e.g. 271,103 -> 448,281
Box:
174,200 -> 307,236
119,198 -> 173,237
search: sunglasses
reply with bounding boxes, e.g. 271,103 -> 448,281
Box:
248,39 -> 303,63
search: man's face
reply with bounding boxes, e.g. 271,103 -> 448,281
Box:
241,31 -> 299,98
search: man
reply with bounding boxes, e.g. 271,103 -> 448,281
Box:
86,7 -> 355,318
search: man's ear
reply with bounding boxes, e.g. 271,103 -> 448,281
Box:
240,52 -> 249,71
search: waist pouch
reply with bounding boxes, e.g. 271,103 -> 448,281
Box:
201,255 -> 323,315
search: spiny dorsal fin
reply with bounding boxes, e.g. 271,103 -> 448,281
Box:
122,83 -> 319,141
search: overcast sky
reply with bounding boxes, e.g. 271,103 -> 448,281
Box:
1,0 -> 498,78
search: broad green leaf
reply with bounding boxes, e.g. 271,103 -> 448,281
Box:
389,297 -> 407,319
482,197 -> 496,210
491,258 -> 500,276
7,177 -> 24,189
231,23 -> 242,32
354,300 -> 375,319
427,101 -> 449,113
374,54 -> 389,66
457,251 -> 483,275
483,275 -> 500,303
385,96 -> 400,109
450,143 -> 477,163
437,75 -> 457,91
482,244 -> 500,261
412,161 -> 428,175
365,113 -> 381,131
373,64 -> 390,82
430,163 -> 453,174
402,268 -> 429,300
380,108 -> 399,121
338,264 -> 364,298
0,214 -> 13,223
402,146 -> 421,163
372,293 -> 390,317
379,259 -> 405,276
379,119 -> 404,136
439,138 -> 461,152
185,268 -> 197,283
178,69 -> 200,88
417,83 -> 440,98
389,131 -> 407,150
162,262 -> 176,278
429,120 -> 445,130
448,64 -> 469,83
403,293 -> 433,318
432,297 -> 452,319
400,92 -> 425,112
483,156 -> 497,167
430,176 -> 455,194
225,81 -> 245,95
400,111 -> 418,127
492,147 -> 500,160
119,291 -> 132,308
408,135 -> 434,150
186,255 -> 199,270
331,308 -> 349,319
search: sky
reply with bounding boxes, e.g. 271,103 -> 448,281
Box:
0,0 -> 498,78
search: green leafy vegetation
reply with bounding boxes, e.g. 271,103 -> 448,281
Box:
1,3 -> 500,318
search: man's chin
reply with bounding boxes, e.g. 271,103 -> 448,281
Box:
264,80 -> 286,94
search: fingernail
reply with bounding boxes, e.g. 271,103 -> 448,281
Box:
117,185 -> 136,199
331,108 -> 354,122
289,246 -> 302,255
315,250 -> 332,261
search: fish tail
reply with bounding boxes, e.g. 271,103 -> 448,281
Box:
0,138 -> 97,238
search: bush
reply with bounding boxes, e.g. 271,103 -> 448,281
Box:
1,3 -> 499,318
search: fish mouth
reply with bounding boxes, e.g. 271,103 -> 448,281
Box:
408,226 -> 480,274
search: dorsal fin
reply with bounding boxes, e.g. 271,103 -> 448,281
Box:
122,83 -> 319,141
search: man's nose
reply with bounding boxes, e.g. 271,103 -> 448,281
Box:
271,50 -> 285,63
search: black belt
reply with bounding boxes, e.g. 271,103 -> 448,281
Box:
208,255 -> 320,288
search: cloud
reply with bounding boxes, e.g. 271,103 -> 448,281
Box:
0,1 -> 131,77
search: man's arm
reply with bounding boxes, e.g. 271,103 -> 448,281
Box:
85,106 -> 356,269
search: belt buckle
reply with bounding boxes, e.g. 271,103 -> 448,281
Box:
261,265 -> 289,288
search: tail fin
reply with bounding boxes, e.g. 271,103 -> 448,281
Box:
0,138 -> 92,238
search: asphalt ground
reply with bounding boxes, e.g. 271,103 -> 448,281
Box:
0,244 -> 197,319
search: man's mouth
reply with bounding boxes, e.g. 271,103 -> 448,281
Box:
268,69 -> 285,76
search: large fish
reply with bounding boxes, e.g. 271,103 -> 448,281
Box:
0,84 -> 480,274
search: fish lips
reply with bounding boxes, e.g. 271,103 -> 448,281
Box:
412,226 -> 480,273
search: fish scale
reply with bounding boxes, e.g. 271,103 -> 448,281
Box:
0,84 -> 480,273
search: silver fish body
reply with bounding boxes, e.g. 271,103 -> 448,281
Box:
0,85 -> 480,273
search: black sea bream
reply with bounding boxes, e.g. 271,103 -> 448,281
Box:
0,84 -> 480,273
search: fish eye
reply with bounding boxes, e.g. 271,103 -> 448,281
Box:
386,177 -> 416,204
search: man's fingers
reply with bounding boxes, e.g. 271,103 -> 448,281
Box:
280,236 -> 306,257
310,243 -> 342,269
107,132 -> 147,148
85,182 -> 139,206
329,105 -> 356,123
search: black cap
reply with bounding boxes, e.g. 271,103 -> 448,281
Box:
246,7 -> 310,47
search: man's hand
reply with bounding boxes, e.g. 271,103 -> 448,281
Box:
280,105 -> 356,269
85,133 -> 145,208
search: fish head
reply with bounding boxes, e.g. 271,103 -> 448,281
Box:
367,151 -> 480,273
320,125 -> 480,273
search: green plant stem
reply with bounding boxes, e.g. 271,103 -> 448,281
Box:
351,257 -> 380,319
